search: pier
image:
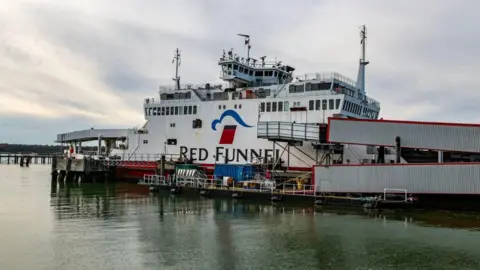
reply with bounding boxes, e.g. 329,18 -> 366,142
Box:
0,153 -> 56,165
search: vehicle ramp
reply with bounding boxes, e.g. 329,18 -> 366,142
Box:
327,118 -> 480,153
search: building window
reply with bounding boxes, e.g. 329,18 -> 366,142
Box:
309,100 -> 314,110
278,101 -> 283,111
260,102 -> 265,112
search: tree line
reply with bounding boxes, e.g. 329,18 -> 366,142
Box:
0,144 -> 99,154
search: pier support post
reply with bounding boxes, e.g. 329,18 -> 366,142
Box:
395,136 -> 401,163
438,151 -> 444,163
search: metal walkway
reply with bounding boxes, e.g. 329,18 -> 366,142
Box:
56,129 -> 130,143
328,118 -> 480,152
257,121 -> 324,142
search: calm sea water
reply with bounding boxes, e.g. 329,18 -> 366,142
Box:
1,165 -> 480,270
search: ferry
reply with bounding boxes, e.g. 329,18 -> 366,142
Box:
112,26 -> 399,172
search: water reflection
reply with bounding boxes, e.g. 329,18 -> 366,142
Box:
47,180 -> 480,269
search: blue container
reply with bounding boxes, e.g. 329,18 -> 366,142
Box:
213,164 -> 259,182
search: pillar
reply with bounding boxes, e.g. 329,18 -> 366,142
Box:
438,151 -> 443,163
97,135 -> 103,156
395,136 -> 401,163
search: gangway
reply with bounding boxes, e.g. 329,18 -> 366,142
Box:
257,121 -> 325,142
328,118 -> 480,153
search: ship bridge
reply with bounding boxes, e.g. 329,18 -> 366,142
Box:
218,34 -> 294,87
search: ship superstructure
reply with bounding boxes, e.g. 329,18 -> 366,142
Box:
113,26 -> 397,169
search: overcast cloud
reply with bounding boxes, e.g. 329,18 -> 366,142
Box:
1,0 -> 479,144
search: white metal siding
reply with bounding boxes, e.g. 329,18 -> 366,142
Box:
328,119 -> 480,152
315,164 -> 480,194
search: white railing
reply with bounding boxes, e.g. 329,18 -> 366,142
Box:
383,188 -> 408,202
139,175 -> 167,186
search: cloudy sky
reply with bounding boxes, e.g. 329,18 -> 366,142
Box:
1,0 -> 479,144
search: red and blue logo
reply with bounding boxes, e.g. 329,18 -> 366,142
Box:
211,110 -> 253,145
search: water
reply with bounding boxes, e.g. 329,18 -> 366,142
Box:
1,165 -> 480,270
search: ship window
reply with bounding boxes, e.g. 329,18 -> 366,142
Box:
234,104 -> 237,109
329,99 -> 334,110
148,108 -> 152,116
322,100 -> 327,110
179,106 -> 183,115
233,65 -> 238,70
218,105 -> 221,110
272,102 -> 277,112
309,100 -> 314,110
193,106 -> 197,114
188,106 -> 193,114
278,101 -> 283,111
273,71 -> 277,77
266,102 -> 271,112
170,107 -> 174,115
284,101 -> 289,111
222,105 -> 226,109
335,99 -> 340,109
315,100 -> 320,110
239,104 -> 242,109
167,139 -> 177,145
239,67 -> 244,73
143,140 -> 148,144
152,107 -> 156,116
170,123 -> 176,127
249,70 -> 253,76
260,102 -> 265,112
166,107 -> 170,115
174,106 -> 179,115
255,71 -> 262,76
183,106 -> 188,115
160,107 -> 164,115
305,83 -> 312,91
144,108 -> 148,116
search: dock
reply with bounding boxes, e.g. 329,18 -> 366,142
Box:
138,174 -> 414,209
51,156 -> 115,183
0,153 -> 55,165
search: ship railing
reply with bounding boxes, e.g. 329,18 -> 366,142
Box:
295,72 -> 357,88
158,83 -> 229,92
124,153 -> 181,161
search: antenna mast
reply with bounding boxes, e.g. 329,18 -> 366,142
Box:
172,48 -> 181,90
360,25 -> 368,63
237,34 -> 251,60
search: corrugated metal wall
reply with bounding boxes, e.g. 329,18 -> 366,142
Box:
315,164 -> 480,194
328,119 -> 480,152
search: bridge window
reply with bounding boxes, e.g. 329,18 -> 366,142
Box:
233,65 -> 238,70
305,83 -> 312,91
309,100 -> 314,110
249,70 -> 253,76
278,101 -> 283,111
255,71 -> 263,76
266,102 -> 271,112
322,100 -> 327,110
260,102 -> 265,112
239,66 -> 244,73
315,100 -> 320,110
272,102 -> 277,112
329,99 -> 334,110
284,101 -> 289,111
335,99 -> 341,109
